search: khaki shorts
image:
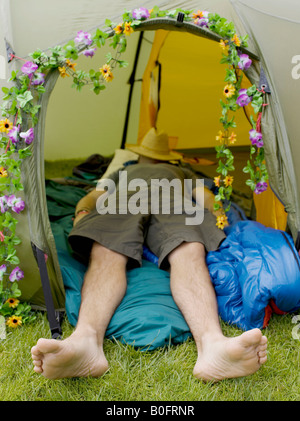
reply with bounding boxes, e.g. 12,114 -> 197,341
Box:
68,208 -> 226,269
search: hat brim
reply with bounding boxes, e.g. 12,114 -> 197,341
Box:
126,144 -> 182,161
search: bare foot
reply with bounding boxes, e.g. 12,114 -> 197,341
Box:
31,332 -> 109,380
193,328 -> 267,382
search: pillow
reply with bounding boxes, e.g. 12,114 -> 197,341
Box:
99,149 -> 138,180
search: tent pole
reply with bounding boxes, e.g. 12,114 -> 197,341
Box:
121,31 -> 144,149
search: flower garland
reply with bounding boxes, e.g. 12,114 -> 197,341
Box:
0,6 -> 268,329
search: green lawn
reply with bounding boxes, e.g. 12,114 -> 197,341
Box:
1,311 -> 300,401
0,158 -> 299,401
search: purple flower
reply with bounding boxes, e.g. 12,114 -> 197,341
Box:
7,195 -> 25,214
21,61 -> 38,76
254,181 -> 268,194
9,266 -> 24,283
249,129 -> 263,148
8,125 -> 20,144
20,127 -> 34,145
0,264 -> 6,281
0,195 -> 9,213
82,48 -> 96,58
132,7 -> 150,20
31,72 -> 45,86
194,11 -> 209,27
236,89 -> 252,107
238,53 -> 252,71
75,30 -> 93,46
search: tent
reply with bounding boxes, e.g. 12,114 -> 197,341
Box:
0,0 -> 300,338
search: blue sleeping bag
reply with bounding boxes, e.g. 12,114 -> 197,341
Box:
207,221 -> 300,331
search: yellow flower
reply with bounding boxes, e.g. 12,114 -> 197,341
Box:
216,130 -> 224,143
65,59 -> 77,71
100,64 -> 114,82
223,84 -> 235,98
58,66 -> 70,78
224,175 -> 234,187
5,298 -> 19,308
6,315 -> 22,328
0,118 -> 13,133
216,214 -> 229,230
232,34 -> 241,47
214,176 -> 221,187
114,24 -> 123,35
0,167 -> 8,178
124,22 -> 134,36
192,10 -> 204,19
219,39 -> 229,51
229,132 -> 237,144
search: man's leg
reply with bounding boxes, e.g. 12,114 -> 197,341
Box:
31,243 -> 128,379
168,242 -> 267,382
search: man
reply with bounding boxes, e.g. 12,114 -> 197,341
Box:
31,128 -> 267,381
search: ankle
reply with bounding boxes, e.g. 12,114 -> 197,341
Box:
195,330 -> 225,353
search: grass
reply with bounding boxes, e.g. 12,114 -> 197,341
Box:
1,312 -> 300,401
0,158 -> 299,401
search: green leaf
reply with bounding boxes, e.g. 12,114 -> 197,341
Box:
16,91 -> 33,108
18,147 -> 32,159
119,37 -> 127,53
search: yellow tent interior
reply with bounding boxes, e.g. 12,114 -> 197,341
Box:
44,29 -> 287,230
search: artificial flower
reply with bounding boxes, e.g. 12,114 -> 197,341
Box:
132,7 -> 150,20
237,54 -> 252,71
0,167 -> 8,178
124,22 -> 134,36
0,118 -> 13,133
249,129 -> 263,148
100,64 -> 114,82
74,30 -> 92,46
0,264 -> 6,281
21,61 -> 38,76
9,266 -> 24,283
231,34 -> 241,47
8,125 -> 20,144
5,297 -> 20,308
20,127 -> 34,145
224,175 -> 234,187
229,132 -> 237,144
65,59 -> 77,70
254,181 -> 268,194
82,48 -> 97,58
114,24 -> 123,35
219,39 -> 229,51
58,67 -> 70,78
193,11 -> 209,27
214,176 -> 221,187
236,88 -> 252,107
216,130 -> 224,143
0,195 -> 9,213
7,195 -> 25,214
216,214 -> 228,229
193,10 -> 205,19
0,231 -> 4,242
6,315 -> 22,328
223,84 -> 235,98
31,73 -> 45,86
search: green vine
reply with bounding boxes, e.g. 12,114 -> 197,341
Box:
0,6 -> 268,330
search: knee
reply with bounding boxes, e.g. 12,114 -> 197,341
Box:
89,242 -> 128,267
168,241 -> 206,265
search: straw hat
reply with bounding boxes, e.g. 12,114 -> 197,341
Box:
126,128 -> 182,162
